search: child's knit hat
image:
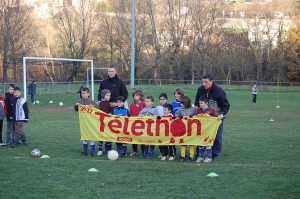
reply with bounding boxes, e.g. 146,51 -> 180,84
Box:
101,89 -> 111,99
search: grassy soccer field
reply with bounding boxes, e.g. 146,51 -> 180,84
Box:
0,85 -> 299,199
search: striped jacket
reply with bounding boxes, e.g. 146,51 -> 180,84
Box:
11,97 -> 29,122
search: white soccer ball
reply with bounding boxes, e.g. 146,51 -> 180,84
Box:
35,101 -> 40,104
31,149 -> 41,158
49,100 -> 53,104
107,150 -> 119,160
59,102 -> 63,106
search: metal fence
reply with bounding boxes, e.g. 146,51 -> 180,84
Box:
1,79 -> 299,96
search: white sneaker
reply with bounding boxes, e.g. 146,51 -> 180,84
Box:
130,151 -> 138,156
97,151 -> 103,156
168,156 -> 175,161
161,156 -> 167,160
196,157 -> 203,163
203,157 -> 212,163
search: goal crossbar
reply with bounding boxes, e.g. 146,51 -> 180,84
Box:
23,57 -> 94,100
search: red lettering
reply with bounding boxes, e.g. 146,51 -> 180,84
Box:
156,119 -> 170,136
108,119 -> 122,134
95,111 -> 110,132
187,119 -> 201,136
146,119 -> 155,136
123,117 -> 130,135
131,120 -> 145,136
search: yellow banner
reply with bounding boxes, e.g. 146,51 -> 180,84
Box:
78,105 -> 221,146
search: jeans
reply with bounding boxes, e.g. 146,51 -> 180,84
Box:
212,120 -> 224,158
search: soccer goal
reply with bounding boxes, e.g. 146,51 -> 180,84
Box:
23,57 -> 94,105
86,67 -> 108,88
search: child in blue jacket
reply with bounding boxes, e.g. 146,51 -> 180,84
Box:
113,96 -> 130,156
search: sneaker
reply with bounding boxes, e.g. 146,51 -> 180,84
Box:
187,157 -> 194,162
196,157 -> 204,163
157,154 -> 162,159
121,153 -> 127,157
90,152 -> 95,157
81,152 -> 88,156
168,156 -> 175,161
22,141 -> 28,146
161,156 -> 167,160
130,151 -> 138,157
204,157 -> 212,163
97,151 -> 103,156
180,157 -> 186,162
212,156 -> 217,161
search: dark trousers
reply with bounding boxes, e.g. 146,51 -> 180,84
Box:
6,120 -> 13,144
161,145 -> 175,157
132,144 -> 144,154
212,120 -> 224,158
30,95 -> 35,103
252,94 -> 257,103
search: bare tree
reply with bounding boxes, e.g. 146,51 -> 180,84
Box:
51,0 -> 99,81
0,0 -> 34,82
145,0 -> 162,85
191,1 -> 225,78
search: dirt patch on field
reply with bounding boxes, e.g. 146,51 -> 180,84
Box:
34,106 -> 74,113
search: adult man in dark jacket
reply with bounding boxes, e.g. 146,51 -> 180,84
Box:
97,66 -> 128,108
194,74 -> 230,161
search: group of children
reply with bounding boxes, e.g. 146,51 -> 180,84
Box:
75,87 -> 216,163
0,84 -> 29,148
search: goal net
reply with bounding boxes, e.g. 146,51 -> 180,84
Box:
23,57 -> 95,106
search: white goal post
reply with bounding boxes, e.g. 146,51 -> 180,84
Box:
23,57 -> 94,101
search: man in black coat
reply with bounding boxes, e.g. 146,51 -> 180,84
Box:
97,66 -> 128,108
194,74 -> 230,161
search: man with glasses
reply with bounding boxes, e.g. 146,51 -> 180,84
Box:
194,74 -> 230,161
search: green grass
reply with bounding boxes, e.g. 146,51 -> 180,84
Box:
0,85 -> 299,198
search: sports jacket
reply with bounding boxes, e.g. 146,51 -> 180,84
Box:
98,75 -> 128,102
194,83 -> 230,116
11,97 -> 29,122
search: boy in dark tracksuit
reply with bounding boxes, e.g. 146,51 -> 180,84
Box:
4,84 -> 15,145
159,103 -> 175,161
11,87 -> 29,147
112,96 -> 130,156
